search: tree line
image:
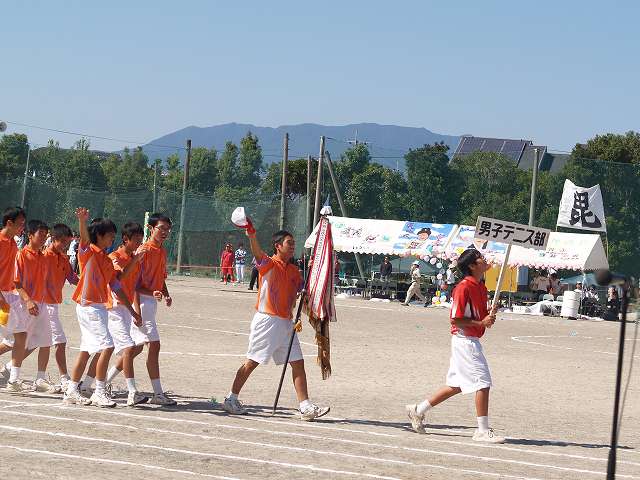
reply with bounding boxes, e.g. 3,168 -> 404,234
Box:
1,130 -> 638,274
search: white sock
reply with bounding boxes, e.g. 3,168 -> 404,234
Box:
227,392 -> 238,401
82,375 -> 95,388
299,399 -> 312,412
36,370 -> 46,381
95,380 -> 105,394
66,380 -> 79,394
477,416 -> 489,432
5,361 -> 12,371
106,366 -> 121,383
417,400 -> 432,416
151,378 -> 163,395
9,366 -> 20,383
60,374 -> 70,381
126,378 -> 137,393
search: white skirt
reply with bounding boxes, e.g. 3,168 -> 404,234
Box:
446,334 -> 492,394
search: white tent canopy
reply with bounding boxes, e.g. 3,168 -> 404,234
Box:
306,216 -> 609,272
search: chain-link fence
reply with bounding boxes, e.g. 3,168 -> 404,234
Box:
1,177 -> 309,276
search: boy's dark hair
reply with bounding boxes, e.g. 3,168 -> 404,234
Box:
88,218 -> 117,245
122,222 -> 144,240
51,223 -> 73,239
148,213 -> 172,227
2,206 -> 26,227
272,230 -> 293,254
457,248 -> 483,277
27,219 -> 49,236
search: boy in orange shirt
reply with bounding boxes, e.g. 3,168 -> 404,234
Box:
64,208 -> 142,407
0,207 -> 26,380
222,228 -> 329,421
42,223 -> 78,390
104,221 -> 148,406
5,220 -> 52,392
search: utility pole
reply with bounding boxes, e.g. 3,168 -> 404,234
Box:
20,144 -> 31,208
313,136 -> 325,228
279,133 -> 289,230
176,139 -> 191,274
325,152 -> 366,280
306,154 -> 312,238
152,160 -> 159,212
528,147 -> 540,226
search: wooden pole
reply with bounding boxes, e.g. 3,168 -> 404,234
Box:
279,133 -> 289,230
313,136 -> 325,228
176,139 -> 191,274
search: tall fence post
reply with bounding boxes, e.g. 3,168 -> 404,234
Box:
279,133 -> 289,230
176,139 -> 191,274
152,160 -> 158,212
313,136 -> 325,228
20,144 -> 31,208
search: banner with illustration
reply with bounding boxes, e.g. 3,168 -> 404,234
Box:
304,216 -> 457,259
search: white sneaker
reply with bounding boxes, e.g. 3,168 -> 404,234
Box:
34,378 -> 62,394
149,392 -> 177,406
300,403 -> 330,421
78,381 -> 93,398
5,380 -> 30,393
223,396 -> 248,415
127,391 -> 149,407
0,363 -> 10,381
59,376 -> 71,392
90,390 -> 117,408
63,388 -> 92,406
406,404 -> 426,434
472,428 -> 505,444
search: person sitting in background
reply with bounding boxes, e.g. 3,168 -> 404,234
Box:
380,257 -> 392,282
530,270 -> 548,299
604,287 -> 620,321
548,273 -> 560,296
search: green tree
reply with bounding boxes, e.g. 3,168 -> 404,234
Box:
405,142 -> 457,222
217,141 -> 239,189
237,132 -> 263,190
52,138 -> 107,190
189,147 -> 218,195
162,153 -> 183,192
261,158 -> 313,198
0,133 -> 29,180
101,147 -> 152,192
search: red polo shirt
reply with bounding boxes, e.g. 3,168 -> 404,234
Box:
450,276 -> 489,338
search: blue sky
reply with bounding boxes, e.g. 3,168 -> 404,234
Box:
2,1 -> 638,152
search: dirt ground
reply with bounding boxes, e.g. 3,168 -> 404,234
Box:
0,275 -> 638,479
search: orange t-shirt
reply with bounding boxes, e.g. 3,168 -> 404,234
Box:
255,255 -> 303,320
0,231 -> 18,292
44,246 -> 76,304
14,245 -> 48,303
138,241 -> 167,292
72,242 -> 119,306
108,246 -> 140,306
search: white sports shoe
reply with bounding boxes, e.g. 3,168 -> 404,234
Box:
472,429 -> 506,444
223,397 -> 248,415
5,380 -> 31,393
406,404 -> 426,434
34,378 -> 62,394
300,403 -> 330,422
127,391 -> 149,407
0,363 -> 10,381
90,390 -> 117,408
78,381 -> 93,398
149,392 -> 177,406
63,388 -> 92,406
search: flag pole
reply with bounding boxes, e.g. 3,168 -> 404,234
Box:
272,289 -> 307,415
491,244 -> 512,310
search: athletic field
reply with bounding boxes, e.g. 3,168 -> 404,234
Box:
0,276 -> 638,480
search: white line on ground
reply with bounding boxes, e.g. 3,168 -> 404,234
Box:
4,405 -> 638,476
0,424 -> 403,480
511,335 -> 640,358
0,443 -> 243,480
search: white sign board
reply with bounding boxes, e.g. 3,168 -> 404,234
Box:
556,179 -> 607,232
474,216 -> 551,250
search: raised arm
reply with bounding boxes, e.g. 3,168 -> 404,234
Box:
246,230 -> 266,263
75,207 -> 90,245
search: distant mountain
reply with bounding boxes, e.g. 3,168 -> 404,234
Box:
138,123 -> 460,171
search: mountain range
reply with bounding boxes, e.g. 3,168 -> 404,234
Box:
138,123 -> 460,171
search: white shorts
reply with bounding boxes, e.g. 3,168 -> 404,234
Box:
130,294 -> 160,345
4,299 -> 52,350
44,304 -> 67,345
446,334 -> 492,394
246,312 -> 303,365
108,305 -> 135,354
77,304 -> 113,355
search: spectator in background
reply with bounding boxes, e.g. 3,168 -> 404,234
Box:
548,273 -> 561,296
604,287 -> 620,321
248,257 -> 259,290
403,261 -> 427,306
68,232 -> 80,274
380,257 -> 392,282
530,270 -> 548,299
220,243 -> 235,284
235,243 -> 247,284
